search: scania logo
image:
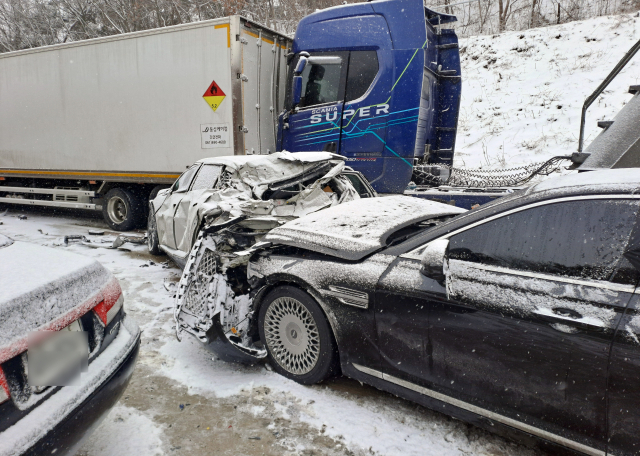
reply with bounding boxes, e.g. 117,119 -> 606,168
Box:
310,104 -> 390,124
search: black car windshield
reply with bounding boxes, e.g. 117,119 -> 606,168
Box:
0,234 -> 13,248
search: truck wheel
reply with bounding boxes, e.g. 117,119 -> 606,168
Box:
102,188 -> 144,231
147,206 -> 163,255
258,286 -> 339,385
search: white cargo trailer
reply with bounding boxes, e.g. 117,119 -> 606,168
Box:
0,16 -> 292,230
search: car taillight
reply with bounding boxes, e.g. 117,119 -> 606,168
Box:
93,278 -> 124,326
0,367 -> 10,404
93,295 -> 123,326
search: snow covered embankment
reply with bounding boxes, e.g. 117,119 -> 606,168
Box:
456,13 -> 640,169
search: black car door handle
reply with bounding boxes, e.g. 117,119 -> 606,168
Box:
533,308 -> 604,332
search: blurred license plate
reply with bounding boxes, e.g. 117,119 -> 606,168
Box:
28,320 -> 89,387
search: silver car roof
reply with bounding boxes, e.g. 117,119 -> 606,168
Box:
195,151 -> 343,170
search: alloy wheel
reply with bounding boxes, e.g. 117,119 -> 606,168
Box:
263,297 -> 320,375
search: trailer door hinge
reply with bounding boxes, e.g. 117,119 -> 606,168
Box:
240,37 -> 248,45
240,126 -> 249,133
240,74 -> 249,82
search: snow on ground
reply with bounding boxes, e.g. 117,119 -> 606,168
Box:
77,405 -> 165,456
0,207 -> 540,456
456,12 -> 640,169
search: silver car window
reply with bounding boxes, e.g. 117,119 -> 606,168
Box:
172,164 -> 200,193
191,165 -> 223,191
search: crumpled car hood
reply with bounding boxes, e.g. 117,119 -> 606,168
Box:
0,241 -> 112,351
198,154 -> 358,230
264,195 -> 467,260
201,151 -> 344,199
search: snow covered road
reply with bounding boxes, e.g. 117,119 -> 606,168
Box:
0,206 -> 542,456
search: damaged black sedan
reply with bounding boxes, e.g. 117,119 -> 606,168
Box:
246,169 -> 640,456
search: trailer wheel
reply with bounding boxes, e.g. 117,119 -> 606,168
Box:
102,188 -> 144,231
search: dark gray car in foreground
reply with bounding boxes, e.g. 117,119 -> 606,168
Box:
247,169 -> 640,456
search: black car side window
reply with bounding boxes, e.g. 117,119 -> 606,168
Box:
448,199 -> 640,284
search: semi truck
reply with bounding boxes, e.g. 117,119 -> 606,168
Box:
4,0 -> 635,230
0,0 -> 468,230
0,16 -> 292,230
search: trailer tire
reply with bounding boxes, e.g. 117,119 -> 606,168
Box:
102,188 -> 144,231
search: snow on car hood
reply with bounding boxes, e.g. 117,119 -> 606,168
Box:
196,155 -> 359,231
0,241 -> 112,351
198,151 -> 344,199
264,195 -> 467,260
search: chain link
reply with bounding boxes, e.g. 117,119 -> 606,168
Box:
412,156 -> 572,188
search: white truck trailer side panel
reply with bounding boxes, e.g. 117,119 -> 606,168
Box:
0,18 -> 291,179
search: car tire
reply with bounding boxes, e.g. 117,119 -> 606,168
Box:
147,205 -> 163,255
102,188 -> 144,232
258,286 -> 339,385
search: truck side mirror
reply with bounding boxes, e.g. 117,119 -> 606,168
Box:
294,56 -> 308,74
292,75 -> 303,106
419,239 -> 449,281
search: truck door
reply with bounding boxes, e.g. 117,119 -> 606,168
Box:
338,50 -> 388,182
281,52 -> 347,153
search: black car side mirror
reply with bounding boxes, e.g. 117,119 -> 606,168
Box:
419,239 -> 449,281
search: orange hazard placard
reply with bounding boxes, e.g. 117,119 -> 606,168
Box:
203,80 -> 226,112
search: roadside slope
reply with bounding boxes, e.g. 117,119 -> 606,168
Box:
456,12 -> 640,169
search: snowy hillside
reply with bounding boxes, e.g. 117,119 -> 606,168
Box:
455,12 -> 640,169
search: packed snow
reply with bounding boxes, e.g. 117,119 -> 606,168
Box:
456,12 -> 640,169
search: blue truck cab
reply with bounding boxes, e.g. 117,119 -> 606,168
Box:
277,0 -> 462,194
